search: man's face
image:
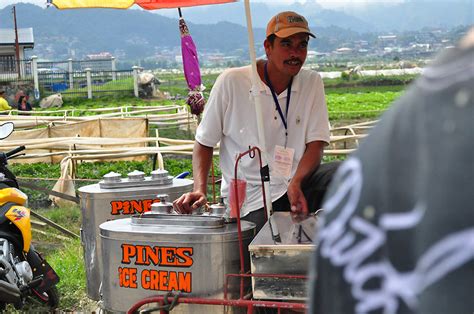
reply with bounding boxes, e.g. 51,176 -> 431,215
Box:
265,32 -> 309,78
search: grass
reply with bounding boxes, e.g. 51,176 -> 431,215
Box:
13,159 -> 194,181
35,206 -> 96,312
34,96 -> 183,116
325,85 -> 406,94
45,237 -> 94,311
327,91 -> 402,119
54,78 -> 134,95
157,72 -> 219,97
323,73 -> 417,88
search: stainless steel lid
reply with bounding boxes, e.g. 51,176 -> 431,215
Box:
98,169 -> 173,189
103,171 -> 122,183
127,170 -> 145,181
151,169 -> 169,179
78,178 -> 193,198
132,213 -> 225,229
100,215 -> 256,241
151,194 -> 174,214
209,197 -> 226,217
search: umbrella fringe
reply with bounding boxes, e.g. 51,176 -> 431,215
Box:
186,90 -> 206,116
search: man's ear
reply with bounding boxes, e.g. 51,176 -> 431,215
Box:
264,39 -> 272,57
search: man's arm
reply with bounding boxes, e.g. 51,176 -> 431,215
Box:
287,140 -> 325,216
173,141 -> 213,213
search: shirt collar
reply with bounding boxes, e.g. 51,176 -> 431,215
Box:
254,66 -> 301,96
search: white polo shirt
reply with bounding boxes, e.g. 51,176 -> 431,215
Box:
196,65 -> 330,216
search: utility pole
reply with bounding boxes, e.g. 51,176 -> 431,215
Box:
13,5 -> 21,78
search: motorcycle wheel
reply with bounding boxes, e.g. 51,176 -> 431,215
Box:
32,286 -> 60,309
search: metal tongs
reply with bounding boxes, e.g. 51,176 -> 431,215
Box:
294,221 -> 313,244
284,209 -> 322,244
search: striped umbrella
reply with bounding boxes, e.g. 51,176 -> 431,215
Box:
49,0 -> 235,10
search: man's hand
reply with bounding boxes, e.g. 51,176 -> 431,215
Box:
287,181 -> 308,220
173,141 -> 213,214
173,191 -> 207,214
286,141 -> 325,220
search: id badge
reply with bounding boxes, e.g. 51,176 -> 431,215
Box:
273,145 -> 295,178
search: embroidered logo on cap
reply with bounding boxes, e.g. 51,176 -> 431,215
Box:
287,16 -> 304,23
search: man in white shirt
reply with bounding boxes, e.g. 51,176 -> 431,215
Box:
174,11 -> 339,231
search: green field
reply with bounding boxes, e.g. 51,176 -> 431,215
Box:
327,90 -> 402,119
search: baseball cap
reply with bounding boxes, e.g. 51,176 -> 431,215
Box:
266,11 -> 315,39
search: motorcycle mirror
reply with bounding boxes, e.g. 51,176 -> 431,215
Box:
0,122 -> 14,140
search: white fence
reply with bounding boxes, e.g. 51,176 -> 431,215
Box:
0,56 -> 142,100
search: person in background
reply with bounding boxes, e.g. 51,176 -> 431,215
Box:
17,95 -> 32,114
0,91 -> 12,112
174,11 -> 339,232
309,28 -> 474,314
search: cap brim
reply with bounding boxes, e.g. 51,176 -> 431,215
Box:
275,27 -> 316,38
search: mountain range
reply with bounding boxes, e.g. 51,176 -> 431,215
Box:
158,0 -> 472,32
0,2 -> 471,61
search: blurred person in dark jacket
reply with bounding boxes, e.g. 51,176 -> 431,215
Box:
17,95 -> 32,114
309,28 -> 474,314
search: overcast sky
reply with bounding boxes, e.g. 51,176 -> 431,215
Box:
0,0 -> 405,9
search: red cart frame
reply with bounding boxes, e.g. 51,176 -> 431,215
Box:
128,147 -> 308,313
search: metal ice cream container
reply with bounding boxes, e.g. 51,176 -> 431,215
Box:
78,169 -> 193,300
100,214 -> 255,313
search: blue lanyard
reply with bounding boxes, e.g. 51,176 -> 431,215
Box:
264,62 -> 293,141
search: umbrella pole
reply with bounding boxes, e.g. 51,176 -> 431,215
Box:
243,0 -> 280,242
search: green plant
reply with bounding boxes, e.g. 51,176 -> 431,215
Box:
341,71 -> 350,81
37,205 -> 82,233
327,91 -> 401,119
326,85 -> 405,94
323,73 -> 417,88
45,238 -> 95,311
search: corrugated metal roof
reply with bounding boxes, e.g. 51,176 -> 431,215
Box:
0,28 -> 35,47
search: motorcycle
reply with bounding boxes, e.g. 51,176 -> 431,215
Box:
0,122 -> 60,310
